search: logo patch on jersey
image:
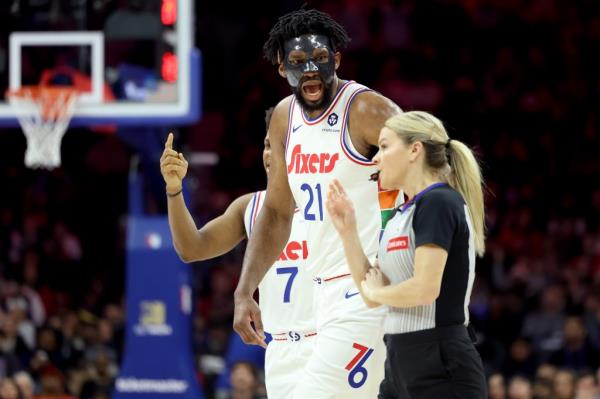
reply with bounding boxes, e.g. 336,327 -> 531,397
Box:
387,236 -> 409,252
345,343 -> 374,388
278,240 -> 308,261
327,113 -> 339,126
345,289 -> 360,299
293,124 -> 302,133
288,331 -> 301,341
287,144 -> 339,174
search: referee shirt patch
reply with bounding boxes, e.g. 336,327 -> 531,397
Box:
387,236 -> 409,252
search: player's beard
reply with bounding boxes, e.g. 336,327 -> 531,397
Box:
292,78 -> 335,113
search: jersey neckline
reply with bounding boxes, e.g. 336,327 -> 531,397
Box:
300,80 -> 354,125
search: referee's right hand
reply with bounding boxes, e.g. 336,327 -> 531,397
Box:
326,179 -> 358,237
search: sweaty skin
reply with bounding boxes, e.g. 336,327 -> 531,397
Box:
233,71 -> 401,346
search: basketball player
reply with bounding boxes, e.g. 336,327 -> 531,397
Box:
159,109 -> 315,399
232,9 -> 402,398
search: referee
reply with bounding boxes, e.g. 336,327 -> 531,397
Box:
327,111 -> 487,398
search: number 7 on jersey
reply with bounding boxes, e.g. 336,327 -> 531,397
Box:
276,266 -> 298,303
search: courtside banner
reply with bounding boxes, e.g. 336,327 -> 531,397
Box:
113,216 -> 203,399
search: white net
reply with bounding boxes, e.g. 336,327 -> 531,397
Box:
7,87 -> 79,169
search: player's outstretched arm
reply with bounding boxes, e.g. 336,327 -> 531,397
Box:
233,99 -> 295,347
161,133 -> 251,262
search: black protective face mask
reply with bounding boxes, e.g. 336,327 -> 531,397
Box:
283,34 -> 336,112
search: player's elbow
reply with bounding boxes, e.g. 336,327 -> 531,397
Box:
176,251 -> 194,264
174,245 -> 200,264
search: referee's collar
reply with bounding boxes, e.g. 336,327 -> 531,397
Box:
397,182 -> 448,213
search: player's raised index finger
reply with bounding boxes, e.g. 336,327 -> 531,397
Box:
165,132 -> 174,150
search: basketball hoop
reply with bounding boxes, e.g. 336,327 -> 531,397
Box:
6,86 -> 79,169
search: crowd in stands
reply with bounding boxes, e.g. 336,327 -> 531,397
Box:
1,0 -> 599,398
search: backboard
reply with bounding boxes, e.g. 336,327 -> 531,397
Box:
0,0 -> 200,127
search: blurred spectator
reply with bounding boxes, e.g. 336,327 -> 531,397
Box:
102,304 -> 125,359
34,365 -> 74,399
553,369 -> 577,399
549,316 -> 600,371
3,280 -> 36,351
55,311 -> 84,369
78,349 -> 116,399
83,319 -> 118,365
34,326 -> 66,370
13,371 -> 35,399
214,331 -> 265,397
0,311 -> 31,370
0,377 -> 23,399
575,372 -> 600,399
508,375 -> 533,399
522,285 -> 566,357
489,373 -> 507,399
503,337 -> 539,379
7,298 -> 36,352
533,364 -> 557,399
20,285 -> 46,328
227,361 -> 266,399
583,293 -> 600,352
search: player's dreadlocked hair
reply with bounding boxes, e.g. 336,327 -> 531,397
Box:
263,8 -> 351,65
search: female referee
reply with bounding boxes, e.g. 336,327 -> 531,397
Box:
326,111 -> 487,398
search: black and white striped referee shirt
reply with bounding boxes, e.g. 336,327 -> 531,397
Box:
378,183 -> 476,334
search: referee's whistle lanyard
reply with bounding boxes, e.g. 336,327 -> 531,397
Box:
397,182 -> 448,213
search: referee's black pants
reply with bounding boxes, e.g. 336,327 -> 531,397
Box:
378,324 -> 487,399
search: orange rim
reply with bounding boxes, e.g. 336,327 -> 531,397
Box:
6,85 -> 79,120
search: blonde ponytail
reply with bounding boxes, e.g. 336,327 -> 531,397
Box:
384,111 -> 486,256
446,140 -> 486,256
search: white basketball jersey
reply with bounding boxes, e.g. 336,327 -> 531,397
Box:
244,191 -> 315,334
285,81 -> 381,278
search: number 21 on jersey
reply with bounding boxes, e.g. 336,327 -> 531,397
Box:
301,183 -> 323,221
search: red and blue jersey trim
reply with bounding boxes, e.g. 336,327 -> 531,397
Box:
248,191 -> 298,235
340,88 -> 376,166
284,97 -> 295,158
323,273 -> 351,282
247,192 -> 258,235
248,191 -> 263,234
268,331 -> 317,342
